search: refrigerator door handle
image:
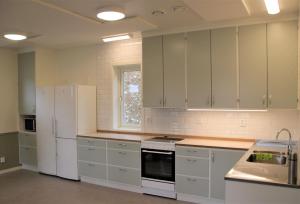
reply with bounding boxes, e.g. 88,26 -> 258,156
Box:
55,119 -> 58,137
52,117 -> 55,136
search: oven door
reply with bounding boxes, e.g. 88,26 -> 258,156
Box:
141,148 -> 175,182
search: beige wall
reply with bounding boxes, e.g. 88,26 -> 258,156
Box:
0,49 -> 18,133
55,45 -> 97,85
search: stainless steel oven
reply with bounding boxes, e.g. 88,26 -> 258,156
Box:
141,148 -> 175,182
141,136 -> 183,199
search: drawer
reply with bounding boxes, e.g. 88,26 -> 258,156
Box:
176,156 -> 209,178
108,149 -> 140,169
19,146 -> 37,166
176,146 -> 209,158
77,137 -> 106,147
107,140 -> 140,151
176,175 -> 209,197
108,166 -> 141,186
19,133 -> 36,147
78,161 -> 106,180
78,146 -> 106,164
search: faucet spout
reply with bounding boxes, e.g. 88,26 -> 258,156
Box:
276,128 -> 293,156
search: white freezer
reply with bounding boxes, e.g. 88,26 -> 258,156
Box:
56,138 -> 78,180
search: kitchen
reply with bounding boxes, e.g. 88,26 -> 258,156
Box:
0,0 -> 299,204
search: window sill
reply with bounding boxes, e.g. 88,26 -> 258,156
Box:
113,127 -> 142,132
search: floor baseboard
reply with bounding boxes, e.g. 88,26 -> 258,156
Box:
0,166 -> 22,175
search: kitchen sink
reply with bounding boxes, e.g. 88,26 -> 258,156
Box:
247,151 -> 287,165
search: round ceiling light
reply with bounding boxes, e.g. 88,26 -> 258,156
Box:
4,34 -> 27,41
97,7 -> 125,21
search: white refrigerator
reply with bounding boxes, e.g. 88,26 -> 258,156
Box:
36,85 -> 96,180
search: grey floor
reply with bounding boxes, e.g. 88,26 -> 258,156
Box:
0,170 -> 189,204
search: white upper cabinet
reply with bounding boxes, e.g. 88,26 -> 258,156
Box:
211,27 -> 237,109
239,24 -> 267,109
186,30 -> 211,109
18,52 -> 36,115
163,33 -> 186,108
142,36 -> 164,108
267,21 -> 298,109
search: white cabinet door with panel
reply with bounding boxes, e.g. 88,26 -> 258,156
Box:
211,27 -> 237,109
163,33 -> 186,108
18,52 -> 36,115
239,24 -> 267,109
186,30 -> 212,109
211,149 -> 245,200
142,36 -> 164,108
267,21 -> 298,109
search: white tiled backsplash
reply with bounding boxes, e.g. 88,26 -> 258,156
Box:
96,37 -> 300,140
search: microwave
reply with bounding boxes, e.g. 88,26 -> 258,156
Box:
24,117 -> 36,132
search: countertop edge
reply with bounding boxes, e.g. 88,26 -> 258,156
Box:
225,176 -> 300,189
175,143 -> 249,151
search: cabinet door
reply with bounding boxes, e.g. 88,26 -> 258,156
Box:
267,21 -> 298,108
163,33 -> 186,108
239,24 -> 267,109
211,149 -> 245,200
187,30 -> 211,108
18,52 -> 36,115
211,27 -> 237,108
142,36 -> 164,108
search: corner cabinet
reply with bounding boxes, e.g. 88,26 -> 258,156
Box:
18,52 -> 36,115
142,36 -> 164,108
267,21 -> 298,109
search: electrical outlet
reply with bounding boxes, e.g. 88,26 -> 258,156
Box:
240,119 -> 247,128
0,156 -> 5,164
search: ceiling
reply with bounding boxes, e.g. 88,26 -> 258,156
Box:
0,0 -> 298,49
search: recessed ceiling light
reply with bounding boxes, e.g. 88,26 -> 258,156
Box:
4,34 -> 27,41
264,0 -> 280,15
102,34 -> 131,42
97,7 -> 125,21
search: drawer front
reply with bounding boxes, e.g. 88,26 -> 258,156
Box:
108,149 -> 140,169
78,161 -> 106,180
107,140 -> 140,151
77,137 -> 106,147
176,157 -> 209,177
108,166 -> 141,186
19,147 -> 37,166
176,146 -> 209,158
19,133 -> 36,147
176,175 -> 209,197
78,146 -> 106,164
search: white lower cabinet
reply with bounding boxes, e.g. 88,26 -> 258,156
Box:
19,132 -> 37,169
176,145 -> 245,203
77,137 -> 141,191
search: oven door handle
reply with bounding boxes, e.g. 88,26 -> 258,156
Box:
142,150 -> 173,155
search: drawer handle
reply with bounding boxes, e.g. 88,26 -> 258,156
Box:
88,163 -> 95,167
118,151 -> 127,155
187,150 -> 198,153
118,143 -> 127,147
186,158 -> 197,162
119,168 -> 127,172
88,148 -> 95,151
87,141 -> 95,144
187,178 -> 197,182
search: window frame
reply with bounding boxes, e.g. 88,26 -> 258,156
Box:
117,65 -> 142,130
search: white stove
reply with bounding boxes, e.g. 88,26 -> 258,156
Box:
141,136 -> 183,199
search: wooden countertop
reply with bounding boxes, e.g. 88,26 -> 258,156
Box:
78,131 -> 255,150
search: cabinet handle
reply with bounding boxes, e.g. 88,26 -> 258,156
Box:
186,158 -> 197,162
118,143 -> 127,147
187,177 -> 197,182
159,99 -> 163,105
211,152 -> 215,163
88,148 -> 95,151
262,95 -> 266,106
187,150 -> 198,153
119,168 -> 127,172
268,95 -> 272,106
212,96 -> 215,106
118,151 -> 127,155
88,163 -> 95,167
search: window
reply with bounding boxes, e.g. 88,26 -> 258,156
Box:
118,65 -> 142,129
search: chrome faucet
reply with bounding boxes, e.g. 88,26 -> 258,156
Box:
276,128 -> 293,156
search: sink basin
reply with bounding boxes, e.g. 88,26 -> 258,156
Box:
247,151 -> 287,165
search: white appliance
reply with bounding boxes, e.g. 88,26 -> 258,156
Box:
141,136 -> 183,199
36,85 -> 96,180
